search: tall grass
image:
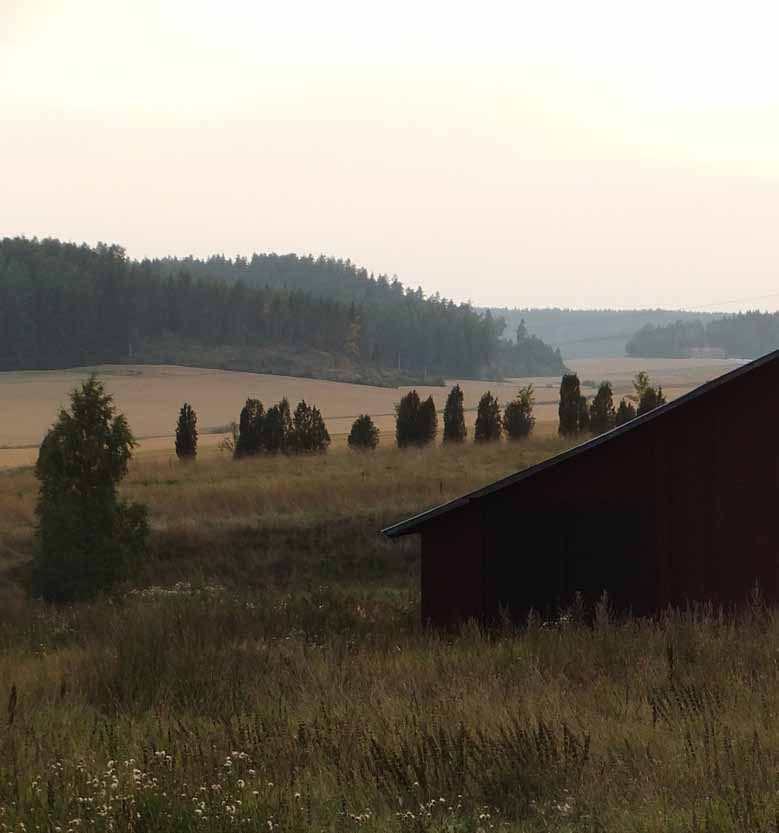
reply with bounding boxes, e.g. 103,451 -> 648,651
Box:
2,439 -> 778,831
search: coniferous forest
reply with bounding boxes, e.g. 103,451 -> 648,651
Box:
0,238 -> 566,383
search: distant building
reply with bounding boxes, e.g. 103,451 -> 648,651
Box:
384,350 -> 779,628
690,346 -> 726,359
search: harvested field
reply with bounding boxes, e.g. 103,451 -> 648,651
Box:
0,357 -> 740,468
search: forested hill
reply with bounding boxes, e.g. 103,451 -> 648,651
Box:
489,307 -> 723,358
626,312 -> 779,359
0,238 -> 566,383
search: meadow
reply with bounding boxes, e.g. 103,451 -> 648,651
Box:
2,431 -> 779,832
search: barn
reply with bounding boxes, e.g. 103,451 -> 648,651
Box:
383,350 -> 779,628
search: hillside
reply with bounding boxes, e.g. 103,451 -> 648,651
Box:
489,307 -> 723,358
626,311 -> 779,358
0,238 -> 566,382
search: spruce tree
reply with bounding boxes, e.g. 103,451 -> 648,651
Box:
615,398 -> 637,426
443,384 -> 466,443
290,400 -> 330,452
558,374 -> 581,435
348,414 -> 379,450
503,384 -> 535,440
474,391 -> 502,442
30,375 -> 149,602
589,382 -> 616,435
175,402 -> 198,460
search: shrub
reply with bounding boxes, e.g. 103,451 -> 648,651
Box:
443,384 -> 467,443
174,402 -> 198,460
235,398 -> 264,457
348,414 -> 379,450
474,391 -> 502,442
29,375 -> 149,603
589,382 -> 616,435
291,400 -> 330,452
558,374 -> 581,435
503,385 -> 535,440
615,398 -> 637,426
395,391 -> 437,447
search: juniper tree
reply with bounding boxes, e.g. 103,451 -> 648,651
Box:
577,396 -> 591,433
443,384 -> 466,443
263,397 -> 293,453
637,384 -> 667,416
615,398 -> 637,426
348,414 -> 379,450
395,390 -> 421,447
291,400 -> 330,452
589,382 -> 616,435
419,396 -> 438,445
30,375 -> 149,602
474,391 -> 502,442
558,374 -> 581,435
503,384 -> 535,440
174,402 -> 198,460
235,398 -> 264,457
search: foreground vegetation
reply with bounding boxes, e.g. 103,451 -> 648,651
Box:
3,439 -> 778,831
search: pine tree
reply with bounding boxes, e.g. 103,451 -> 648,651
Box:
503,384 -> 535,440
474,391 -> 502,442
348,414 -> 379,450
29,375 -> 149,602
558,374 -> 581,435
443,384 -> 466,443
175,402 -> 198,460
291,400 -> 330,452
615,398 -> 637,426
589,382 -> 616,435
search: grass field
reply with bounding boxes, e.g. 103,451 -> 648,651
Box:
0,356 -> 740,468
1,364 -> 773,832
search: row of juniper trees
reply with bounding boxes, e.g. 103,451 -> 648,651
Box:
172,370 -> 666,460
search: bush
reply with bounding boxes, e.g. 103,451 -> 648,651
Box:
589,382 -> 615,435
28,375 -> 149,603
348,414 -> 379,450
174,402 -> 198,460
558,374 -> 581,435
291,400 -> 330,452
395,390 -> 437,447
615,398 -> 637,426
503,385 -> 535,440
474,391 -> 502,442
443,384 -> 467,443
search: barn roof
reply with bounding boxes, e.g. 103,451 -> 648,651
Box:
382,348 -> 779,538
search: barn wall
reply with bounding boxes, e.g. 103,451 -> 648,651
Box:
476,357 -> 779,620
421,508 -> 484,628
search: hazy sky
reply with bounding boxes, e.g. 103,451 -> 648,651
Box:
3,0 -> 779,311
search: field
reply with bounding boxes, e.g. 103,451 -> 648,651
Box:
1,356 -> 772,833
0,356 -> 740,468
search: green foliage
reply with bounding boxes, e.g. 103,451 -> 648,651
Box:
395,390 -> 437,447
29,375 -> 149,602
577,395 -> 590,432
290,400 -> 330,453
174,402 -> 198,460
634,372 -> 667,416
234,398 -> 265,458
261,398 -> 293,453
474,391 -> 502,442
589,382 -> 616,435
347,414 -> 380,450
558,373 -> 582,435
503,384 -> 535,440
0,237 -> 566,380
615,398 -> 637,426
442,384 -> 467,443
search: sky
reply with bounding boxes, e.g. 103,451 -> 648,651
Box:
2,0 -> 779,312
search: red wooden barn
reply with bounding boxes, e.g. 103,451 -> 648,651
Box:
383,350 -> 779,627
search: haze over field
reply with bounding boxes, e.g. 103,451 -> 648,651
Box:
3,1 -> 779,312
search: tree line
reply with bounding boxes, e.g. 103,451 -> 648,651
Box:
626,311 -> 779,359
0,237 -> 566,379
